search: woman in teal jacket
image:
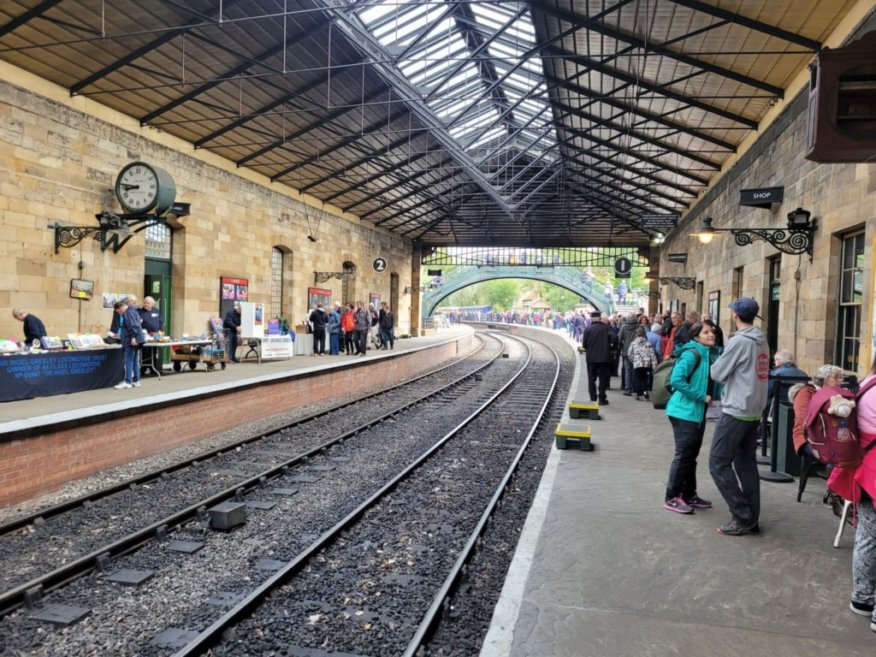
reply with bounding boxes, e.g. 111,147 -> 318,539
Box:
664,322 -> 721,514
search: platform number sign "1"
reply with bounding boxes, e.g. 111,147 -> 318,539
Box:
614,257 -> 632,279
372,257 -> 388,273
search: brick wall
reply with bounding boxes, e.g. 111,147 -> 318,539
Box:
0,333 -> 474,507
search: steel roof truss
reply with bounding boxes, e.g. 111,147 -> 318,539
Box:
667,0 -> 821,50
535,2 -> 783,98
0,0 -> 64,39
549,74 -> 735,151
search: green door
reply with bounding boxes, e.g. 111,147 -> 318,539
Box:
145,258 -> 172,333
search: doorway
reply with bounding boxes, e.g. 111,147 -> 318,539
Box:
766,254 -> 781,356
144,259 -> 172,332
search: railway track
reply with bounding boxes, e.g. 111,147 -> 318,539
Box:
169,333 -> 561,657
0,333 -> 501,618
0,331 -> 567,657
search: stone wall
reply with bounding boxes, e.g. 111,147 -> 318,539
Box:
0,75 -> 414,342
657,84 -> 875,377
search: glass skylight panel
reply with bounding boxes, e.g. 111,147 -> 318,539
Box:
355,0 -> 558,197
488,41 -> 520,60
370,4 -> 432,44
469,125 -> 507,151
449,106 -> 498,139
358,1 -> 403,26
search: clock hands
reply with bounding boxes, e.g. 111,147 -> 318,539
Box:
119,183 -> 140,190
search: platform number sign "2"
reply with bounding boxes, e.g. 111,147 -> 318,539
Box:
372,257 -> 388,273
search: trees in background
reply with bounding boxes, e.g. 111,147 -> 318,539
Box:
433,267 -> 648,313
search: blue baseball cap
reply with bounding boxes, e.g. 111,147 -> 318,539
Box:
728,297 -> 759,319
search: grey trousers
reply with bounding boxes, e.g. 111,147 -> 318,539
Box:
709,414 -> 761,525
852,496 -> 876,622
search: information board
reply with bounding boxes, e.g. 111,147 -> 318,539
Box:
261,334 -> 295,360
0,348 -> 124,402
240,302 -> 265,339
307,287 -> 332,311
220,276 -> 249,319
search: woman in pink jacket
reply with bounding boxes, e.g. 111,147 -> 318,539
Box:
828,356 -> 876,632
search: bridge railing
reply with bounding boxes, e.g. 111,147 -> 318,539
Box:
421,265 -> 614,316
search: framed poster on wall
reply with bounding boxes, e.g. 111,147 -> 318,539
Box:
220,276 -> 249,319
307,287 -> 332,310
369,292 -> 381,308
708,291 -> 720,325
70,279 -> 94,300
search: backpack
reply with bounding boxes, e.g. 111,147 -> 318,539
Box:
805,378 -> 876,468
650,348 -> 702,410
341,311 -> 355,333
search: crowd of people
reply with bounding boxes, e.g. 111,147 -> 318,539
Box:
579,297 -> 876,634
305,301 -> 395,357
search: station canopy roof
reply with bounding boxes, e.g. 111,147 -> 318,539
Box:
0,1 -> 860,247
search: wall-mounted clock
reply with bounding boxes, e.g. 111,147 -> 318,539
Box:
115,162 -> 177,215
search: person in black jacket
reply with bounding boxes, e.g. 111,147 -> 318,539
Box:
378,302 -> 395,350
224,303 -> 242,362
309,304 -> 328,355
138,296 -> 164,374
138,296 -> 163,334
12,308 -> 47,347
582,311 -> 617,405
108,300 -> 127,344
116,295 -> 145,388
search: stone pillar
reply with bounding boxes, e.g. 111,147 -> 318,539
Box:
410,243 -> 422,336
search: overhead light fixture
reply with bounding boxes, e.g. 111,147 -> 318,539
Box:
692,209 -> 816,258
691,217 -> 718,244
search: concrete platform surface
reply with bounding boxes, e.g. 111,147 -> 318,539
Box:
482,349 -> 874,657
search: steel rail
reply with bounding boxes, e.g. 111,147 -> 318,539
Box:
403,337 -> 561,656
170,332 -> 543,657
0,335 -> 503,618
0,335 -> 488,537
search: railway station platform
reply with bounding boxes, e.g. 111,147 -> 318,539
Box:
481,333 -> 875,657
0,326 -> 477,507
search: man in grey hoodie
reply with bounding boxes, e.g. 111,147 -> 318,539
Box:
709,297 -> 770,536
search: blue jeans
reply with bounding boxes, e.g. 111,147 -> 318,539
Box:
709,414 -> 761,525
666,415 -> 706,501
379,327 -> 394,349
329,333 -> 339,355
622,355 -> 634,390
124,343 -> 140,384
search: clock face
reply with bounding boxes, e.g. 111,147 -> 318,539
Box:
116,163 -> 159,212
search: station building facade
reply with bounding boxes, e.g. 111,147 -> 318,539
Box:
0,64 -> 414,344
656,78 -> 875,380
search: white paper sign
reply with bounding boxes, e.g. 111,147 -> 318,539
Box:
240,302 -> 265,338
261,334 -> 294,360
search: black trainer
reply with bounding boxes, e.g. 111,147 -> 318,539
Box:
850,600 -> 875,616
716,518 -> 757,536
